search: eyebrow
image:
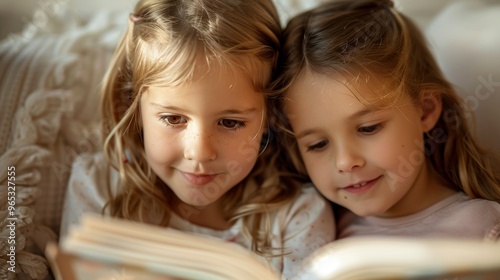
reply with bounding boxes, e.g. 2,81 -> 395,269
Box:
150,103 -> 257,115
151,103 -> 184,111
348,107 -> 378,121
295,107 -> 378,139
218,108 -> 258,115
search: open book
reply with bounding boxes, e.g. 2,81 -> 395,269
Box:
47,214 -> 500,280
47,214 -> 279,280
295,237 -> 500,280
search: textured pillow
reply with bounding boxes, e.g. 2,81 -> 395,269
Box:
0,8 -> 126,279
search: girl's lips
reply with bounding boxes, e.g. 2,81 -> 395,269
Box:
343,176 -> 382,195
181,172 -> 217,186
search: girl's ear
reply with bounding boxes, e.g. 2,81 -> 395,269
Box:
419,91 -> 443,132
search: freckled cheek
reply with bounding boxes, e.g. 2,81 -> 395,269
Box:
217,136 -> 232,149
226,134 -> 260,164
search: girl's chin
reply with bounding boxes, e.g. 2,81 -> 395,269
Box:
181,199 -> 217,208
171,196 -> 217,211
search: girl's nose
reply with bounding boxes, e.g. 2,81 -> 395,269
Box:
183,126 -> 217,162
335,143 -> 364,173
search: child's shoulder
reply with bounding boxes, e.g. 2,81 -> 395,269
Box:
430,192 -> 500,223
449,192 -> 500,214
72,152 -> 106,173
276,182 -> 334,227
444,192 -> 500,240
456,194 -> 500,222
291,182 -> 331,208
69,152 -> 117,185
271,182 -> 335,251
60,152 -> 115,238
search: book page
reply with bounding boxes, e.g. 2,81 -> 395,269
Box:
57,214 -> 280,280
294,237 -> 500,280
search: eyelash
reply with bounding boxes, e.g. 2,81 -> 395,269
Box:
160,115 -> 186,126
307,140 -> 328,152
357,123 -> 383,134
305,123 -> 384,152
159,115 -> 247,130
218,119 -> 246,130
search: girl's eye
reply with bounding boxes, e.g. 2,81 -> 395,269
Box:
219,119 -> 246,130
358,124 -> 383,135
307,140 -> 329,152
160,115 -> 186,126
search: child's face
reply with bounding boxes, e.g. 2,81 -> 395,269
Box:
140,62 -> 265,210
285,70 -> 432,217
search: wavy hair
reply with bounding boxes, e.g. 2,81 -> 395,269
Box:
101,0 -> 300,257
272,0 -> 500,202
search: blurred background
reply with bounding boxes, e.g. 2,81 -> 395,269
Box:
0,0 -> 455,40
1,0 -> 136,40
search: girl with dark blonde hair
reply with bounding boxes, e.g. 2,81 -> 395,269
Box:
60,0 -> 334,277
273,0 -> 500,240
